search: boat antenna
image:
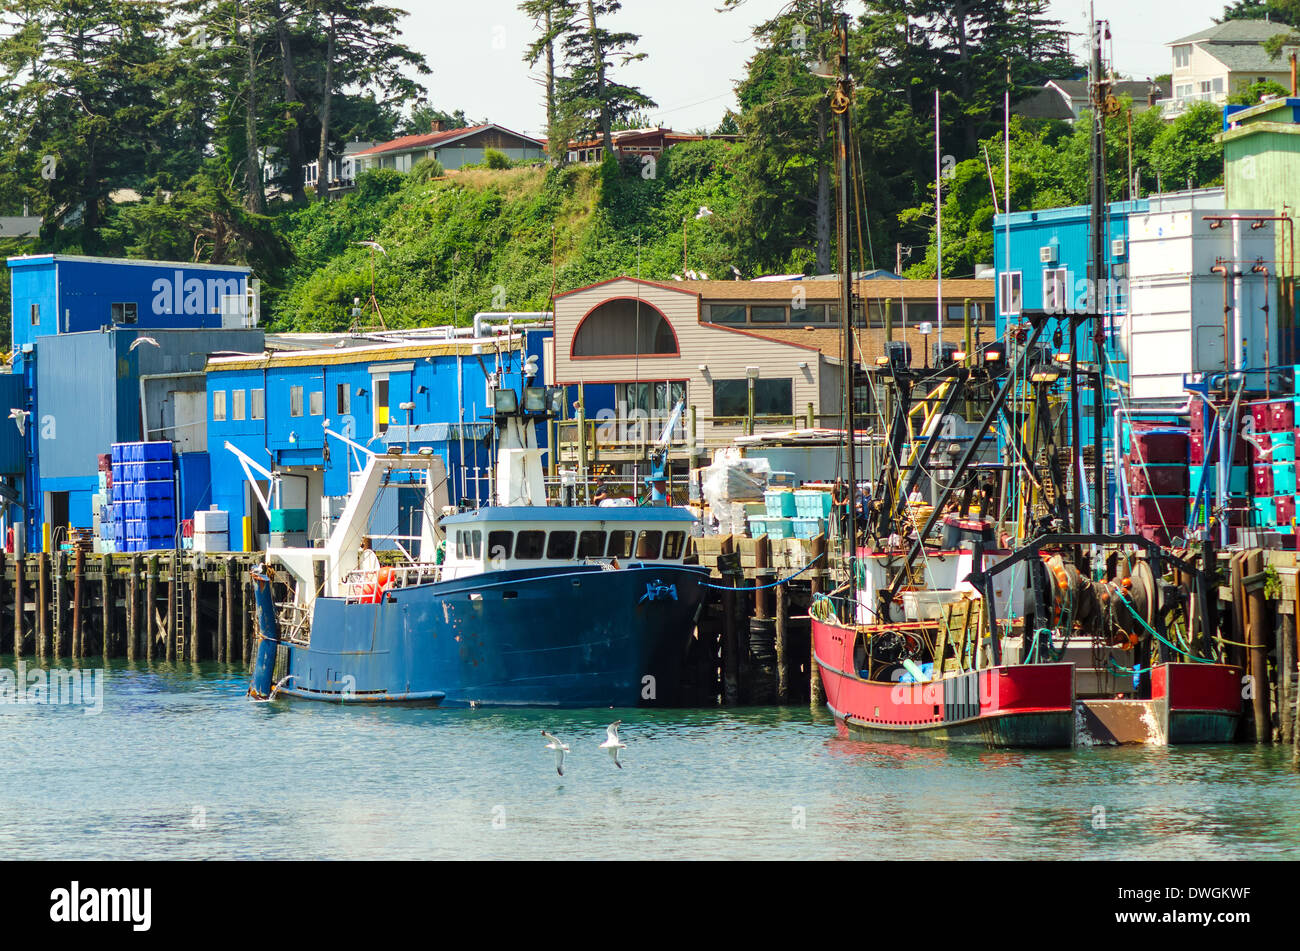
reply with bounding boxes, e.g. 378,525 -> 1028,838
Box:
832,12 -> 856,621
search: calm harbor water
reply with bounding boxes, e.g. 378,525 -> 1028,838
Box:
1,656 -> 1297,860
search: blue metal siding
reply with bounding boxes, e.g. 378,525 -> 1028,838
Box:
6,256 -> 251,352
207,328 -> 553,551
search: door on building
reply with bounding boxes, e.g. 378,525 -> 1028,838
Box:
246,482 -> 269,550
45,491 -> 69,547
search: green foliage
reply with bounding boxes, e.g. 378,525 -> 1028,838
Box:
410,156 -> 445,182
269,139 -> 745,330
1228,79 -> 1293,106
483,148 -> 512,170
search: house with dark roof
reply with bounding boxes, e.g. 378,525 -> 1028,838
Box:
563,127 -> 740,165
342,123 -> 547,177
1161,19 -> 1298,116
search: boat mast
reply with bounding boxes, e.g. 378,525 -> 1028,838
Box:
1087,7 -> 1110,535
833,12 -> 856,618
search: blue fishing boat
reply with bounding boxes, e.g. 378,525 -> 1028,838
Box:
248,382 -> 708,708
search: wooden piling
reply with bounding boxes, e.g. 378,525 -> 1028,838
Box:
52,552 -> 64,660
127,554 -> 141,661
36,553 -> 48,659
190,564 -> 201,663
809,535 -> 827,709
72,546 -> 84,660
165,553 -> 176,663
101,553 -> 113,661
722,576 -> 739,705
146,555 -> 158,662
754,536 -> 772,620
241,576 -> 252,666
12,553 -> 23,660
1280,611 -> 1296,745
224,559 -> 236,664
775,578 -> 789,704
1246,550 -> 1271,743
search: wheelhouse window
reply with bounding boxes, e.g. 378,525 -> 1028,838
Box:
487,530 -> 513,562
663,531 -> 685,559
546,531 -> 577,560
572,299 -> 677,357
516,530 -> 545,559
607,530 -> 635,559
456,530 -> 482,559
635,531 -> 663,560
577,531 -> 606,558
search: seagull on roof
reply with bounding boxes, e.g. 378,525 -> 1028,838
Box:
599,720 -> 626,769
129,336 -> 159,351
8,408 -> 29,436
541,729 -> 569,776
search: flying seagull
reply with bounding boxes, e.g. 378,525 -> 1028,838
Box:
128,336 -> 159,351
541,729 -> 570,776
599,720 -> 626,769
8,408 -> 29,436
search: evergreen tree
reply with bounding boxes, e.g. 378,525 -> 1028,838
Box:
559,1 -> 656,156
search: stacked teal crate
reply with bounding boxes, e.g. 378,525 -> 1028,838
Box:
750,488 -> 795,538
1247,398 -> 1296,534
792,488 -> 831,539
111,441 -> 176,551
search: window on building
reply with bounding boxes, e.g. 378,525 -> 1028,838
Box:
577,531 -> 606,559
309,390 -> 324,416
635,531 -> 663,560
232,389 -> 246,421
1043,268 -> 1069,314
251,389 -> 265,419
792,303 -> 832,325
1173,45 -> 1190,69
515,530 -> 546,559
30,303 -> 39,326
707,303 -> 747,324
290,385 -> 304,417
110,302 -> 138,324
212,390 -> 226,421
750,305 -> 787,323
606,530 -> 635,559
546,531 -> 577,560
713,378 -> 794,419
571,299 -> 677,357
998,272 -> 1023,316
1212,77 -> 1224,94
336,383 -> 350,415
487,531 -> 513,562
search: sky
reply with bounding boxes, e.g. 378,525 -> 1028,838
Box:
394,0 -> 1247,138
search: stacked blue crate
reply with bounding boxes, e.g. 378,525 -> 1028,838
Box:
111,441 -> 176,551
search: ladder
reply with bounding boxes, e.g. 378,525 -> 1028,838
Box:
173,570 -> 186,660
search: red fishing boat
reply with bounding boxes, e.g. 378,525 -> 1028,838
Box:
812,615 -> 1076,747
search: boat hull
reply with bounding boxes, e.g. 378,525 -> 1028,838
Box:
813,616 -> 1075,748
274,563 -> 709,708
1152,661 -> 1242,744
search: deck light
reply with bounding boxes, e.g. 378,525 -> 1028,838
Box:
522,386 -> 549,414
492,388 -> 519,415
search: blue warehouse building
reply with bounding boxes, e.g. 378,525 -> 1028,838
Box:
4,254 -> 264,553
205,327 -> 551,552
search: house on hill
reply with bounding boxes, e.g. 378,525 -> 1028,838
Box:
317,123 -> 547,186
1159,19 -> 1298,116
